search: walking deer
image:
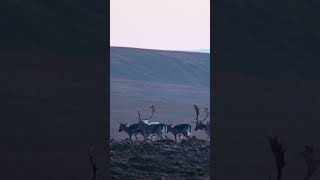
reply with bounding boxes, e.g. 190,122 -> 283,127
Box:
166,123 -> 192,142
137,105 -> 168,141
118,122 -> 143,141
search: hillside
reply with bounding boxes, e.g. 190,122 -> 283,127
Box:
110,47 -> 210,140
111,47 -> 210,87
110,47 -> 211,179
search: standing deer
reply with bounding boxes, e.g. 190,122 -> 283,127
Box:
166,123 -> 192,142
118,122 -> 143,141
194,105 -> 210,139
137,105 -> 168,141
145,123 -> 169,141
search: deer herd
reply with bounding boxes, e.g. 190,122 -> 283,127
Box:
118,104 -> 210,142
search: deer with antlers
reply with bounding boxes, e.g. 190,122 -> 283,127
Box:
137,105 -> 168,141
194,105 -> 210,139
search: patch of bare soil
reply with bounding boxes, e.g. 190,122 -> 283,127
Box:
110,137 -> 210,180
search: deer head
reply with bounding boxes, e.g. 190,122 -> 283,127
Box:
166,123 -> 173,132
118,123 -> 128,132
194,105 -> 209,131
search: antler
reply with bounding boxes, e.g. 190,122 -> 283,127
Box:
201,107 -> 209,123
137,107 -> 142,121
194,105 -> 200,123
137,105 -> 156,121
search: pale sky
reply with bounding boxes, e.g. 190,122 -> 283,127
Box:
110,0 -> 210,51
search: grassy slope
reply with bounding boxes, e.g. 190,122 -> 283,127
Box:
111,138 -> 210,180
110,47 -> 210,140
111,47 -> 210,87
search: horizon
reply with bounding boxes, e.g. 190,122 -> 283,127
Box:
111,0 -> 210,51
110,45 -> 210,53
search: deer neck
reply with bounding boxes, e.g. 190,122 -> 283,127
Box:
122,126 -> 131,134
167,127 -> 174,133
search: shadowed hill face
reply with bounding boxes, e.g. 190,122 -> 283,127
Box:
111,47 -> 210,87
0,0 -> 106,54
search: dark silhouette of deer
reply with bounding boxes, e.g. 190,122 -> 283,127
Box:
137,105 -> 168,141
166,123 -> 192,142
145,123 -> 168,141
194,105 -> 210,139
118,122 -> 142,141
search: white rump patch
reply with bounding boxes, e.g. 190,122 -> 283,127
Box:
142,120 -> 159,125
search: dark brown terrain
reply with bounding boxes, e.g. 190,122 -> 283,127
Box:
110,138 -> 210,180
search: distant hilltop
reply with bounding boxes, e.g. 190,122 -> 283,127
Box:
110,46 -> 210,87
190,49 -> 210,54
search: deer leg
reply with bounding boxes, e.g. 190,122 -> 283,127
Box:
183,131 -> 190,139
177,134 -> 181,142
142,134 -> 147,141
159,133 -> 164,140
164,134 -> 169,139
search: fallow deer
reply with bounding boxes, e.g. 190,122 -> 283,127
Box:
166,123 -> 192,142
118,122 -> 143,141
137,105 -> 168,141
194,105 -> 210,139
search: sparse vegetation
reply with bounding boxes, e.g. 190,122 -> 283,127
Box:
110,137 -> 210,180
